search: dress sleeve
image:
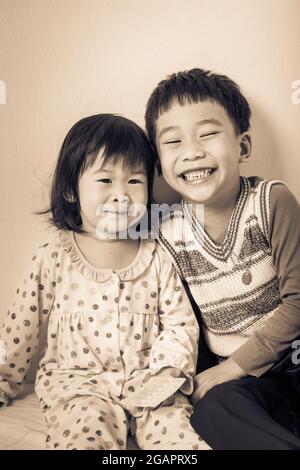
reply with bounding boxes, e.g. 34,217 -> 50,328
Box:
0,245 -> 54,405
148,248 -> 199,394
231,184 -> 300,377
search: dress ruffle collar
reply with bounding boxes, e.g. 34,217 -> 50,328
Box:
59,230 -> 156,283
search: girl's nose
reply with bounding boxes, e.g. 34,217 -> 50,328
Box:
113,195 -> 129,203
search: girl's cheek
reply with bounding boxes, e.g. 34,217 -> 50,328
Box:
132,185 -> 147,202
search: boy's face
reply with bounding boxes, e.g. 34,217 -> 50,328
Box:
155,100 -> 249,207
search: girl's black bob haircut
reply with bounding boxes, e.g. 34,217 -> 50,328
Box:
43,114 -> 155,232
145,68 -> 251,173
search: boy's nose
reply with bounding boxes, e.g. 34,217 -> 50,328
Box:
182,142 -> 206,161
182,150 -> 206,162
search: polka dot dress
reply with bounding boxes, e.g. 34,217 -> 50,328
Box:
0,231 -> 209,450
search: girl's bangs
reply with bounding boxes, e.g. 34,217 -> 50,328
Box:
83,136 -> 148,173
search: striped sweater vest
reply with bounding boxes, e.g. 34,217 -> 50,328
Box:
158,176 -> 283,357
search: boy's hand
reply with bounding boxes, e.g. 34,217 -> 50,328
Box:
192,357 -> 246,404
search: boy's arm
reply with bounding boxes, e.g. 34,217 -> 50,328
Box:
231,183 -> 300,377
0,246 -> 54,406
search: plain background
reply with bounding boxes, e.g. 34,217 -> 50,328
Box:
0,0 -> 300,319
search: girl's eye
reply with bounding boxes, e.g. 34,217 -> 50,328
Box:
128,179 -> 143,184
97,178 -> 112,183
163,140 -> 181,145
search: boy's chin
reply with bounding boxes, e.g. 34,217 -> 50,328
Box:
163,176 -> 200,199
174,184 -> 207,204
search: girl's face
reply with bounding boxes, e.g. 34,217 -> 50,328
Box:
78,150 -> 148,239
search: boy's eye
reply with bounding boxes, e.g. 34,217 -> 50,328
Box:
200,131 -> 219,138
128,179 -> 143,184
97,178 -> 112,183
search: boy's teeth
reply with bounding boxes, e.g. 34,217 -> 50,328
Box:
182,168 -> 214,181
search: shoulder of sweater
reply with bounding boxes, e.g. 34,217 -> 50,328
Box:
267,182 -> 300,247
269,182 -> 300,217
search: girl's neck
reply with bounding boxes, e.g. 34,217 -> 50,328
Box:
74,232 -> 141,271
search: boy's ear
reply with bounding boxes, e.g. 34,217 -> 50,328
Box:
239,132 -> 251,163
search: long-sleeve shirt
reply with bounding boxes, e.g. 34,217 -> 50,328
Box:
231,181 -> 300,375
157,177 -> 300,377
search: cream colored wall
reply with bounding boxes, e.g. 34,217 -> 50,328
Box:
0,0 -> 300,317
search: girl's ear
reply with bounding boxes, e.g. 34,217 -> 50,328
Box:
239,132 -> 252,163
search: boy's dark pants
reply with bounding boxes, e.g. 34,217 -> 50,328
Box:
190,344 -> 300,450
183,284 -> 300,449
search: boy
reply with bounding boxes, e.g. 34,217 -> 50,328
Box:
145,68 -> 300,449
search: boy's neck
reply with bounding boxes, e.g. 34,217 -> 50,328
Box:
192,180 -> 241,245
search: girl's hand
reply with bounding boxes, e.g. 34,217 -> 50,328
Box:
192,357 -> 246,404
142,367 -> 183,386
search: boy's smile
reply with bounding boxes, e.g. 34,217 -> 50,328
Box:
155,100 -> 251,208
180,167 -> 216,184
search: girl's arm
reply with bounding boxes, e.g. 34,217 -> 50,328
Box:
148,247 -> 199,395
124,248 -> 199,410
0,244 -> 54,406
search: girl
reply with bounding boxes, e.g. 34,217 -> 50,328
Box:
0,114 -> 208,450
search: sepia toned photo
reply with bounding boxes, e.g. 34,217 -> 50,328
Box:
1,0 -> 300,455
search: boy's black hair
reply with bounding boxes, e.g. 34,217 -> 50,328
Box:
145,68 -> 251,158
42,114 -> 155,232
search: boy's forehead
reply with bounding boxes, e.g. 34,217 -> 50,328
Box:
155,100 -> 230,135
